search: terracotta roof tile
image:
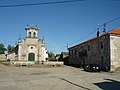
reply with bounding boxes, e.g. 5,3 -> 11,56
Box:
69,28 -> 120,49
108,28 -> 120,34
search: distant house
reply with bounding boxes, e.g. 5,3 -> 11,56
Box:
68,28 -> 120,71
55,54 -> 61,61
0,54 -> 6,61
7,52 -> 16,61
58,52 -> 69,65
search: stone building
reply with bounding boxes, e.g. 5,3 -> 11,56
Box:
15,25 -> 48,63
68,28 -> 120,71
7,52 -> 16,61
58,52 -> 69,65
0,54 -> 6,61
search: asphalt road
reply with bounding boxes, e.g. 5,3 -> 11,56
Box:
0,63 -> 120,90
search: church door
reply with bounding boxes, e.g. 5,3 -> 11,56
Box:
28,53 -> 35,61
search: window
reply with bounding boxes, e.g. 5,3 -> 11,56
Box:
33,32 -> 36,37
31,47 -> 33,49
88,45 -> 90,51
101,56 -> 104,68
101,42 -> 104,49
29,32 -> 31,37
75,49 -> 77,57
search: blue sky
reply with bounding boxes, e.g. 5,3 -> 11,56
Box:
0,0 -> 120,54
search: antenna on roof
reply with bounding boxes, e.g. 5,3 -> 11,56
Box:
103,23 -> 106,33
66,44 -> 68,50
64,44 -> 68,50
97,24 -> 100,37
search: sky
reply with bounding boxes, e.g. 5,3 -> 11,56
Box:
0,0 -> 120,54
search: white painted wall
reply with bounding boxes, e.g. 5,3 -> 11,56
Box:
110,35 -> 120,71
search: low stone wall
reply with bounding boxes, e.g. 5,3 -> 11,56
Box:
9,61 -> 64,67
11,61 -> 35,67
44,61 -> 64,67
0,54 -> 6,61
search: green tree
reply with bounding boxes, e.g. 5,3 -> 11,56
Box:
48,51 -> 56,61
7,45 -> 15,53
0,43 -> 6,54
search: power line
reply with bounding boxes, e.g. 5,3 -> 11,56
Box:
105,16 -> 120,24
102,16 -> 120,32
0,0 -> 84,8
67,29 -> 97,46
67,16 -> 120,47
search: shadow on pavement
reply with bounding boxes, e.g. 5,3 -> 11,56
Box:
59,77 -> 91,90
94,79 -> 120,90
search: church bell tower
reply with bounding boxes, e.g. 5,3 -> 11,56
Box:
25,25 -> 39,38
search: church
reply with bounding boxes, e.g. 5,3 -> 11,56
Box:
15,25 -> 48,63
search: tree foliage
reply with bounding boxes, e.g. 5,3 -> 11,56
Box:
47,51 -> 56,61
7,45 -> 15,53
0,43 -> 6,54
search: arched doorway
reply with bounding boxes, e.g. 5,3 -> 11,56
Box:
28,53 -> 35,61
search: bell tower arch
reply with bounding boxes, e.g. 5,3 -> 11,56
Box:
25,25 -> 39,38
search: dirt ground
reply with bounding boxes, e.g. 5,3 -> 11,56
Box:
0,63 -> 120,90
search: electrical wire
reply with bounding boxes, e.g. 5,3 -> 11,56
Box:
67,16 -> 120,47
105,16 -> 120,24
68,29 -> 97,46
0,0 -> 84,8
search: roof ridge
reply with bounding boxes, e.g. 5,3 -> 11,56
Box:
69,28 -> 120,49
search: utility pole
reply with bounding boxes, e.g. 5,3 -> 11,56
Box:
64,44 -> 68,50
97,24 -> 101,66
37,39 -> 40,64
66,44 -> 68,50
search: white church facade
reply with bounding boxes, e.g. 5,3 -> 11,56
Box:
15,25 -> 48,63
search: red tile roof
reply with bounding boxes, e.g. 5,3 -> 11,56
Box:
69,28 -> 120,49
108,28 -> 120,34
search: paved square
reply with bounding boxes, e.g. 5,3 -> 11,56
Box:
0,63 -> 120,90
